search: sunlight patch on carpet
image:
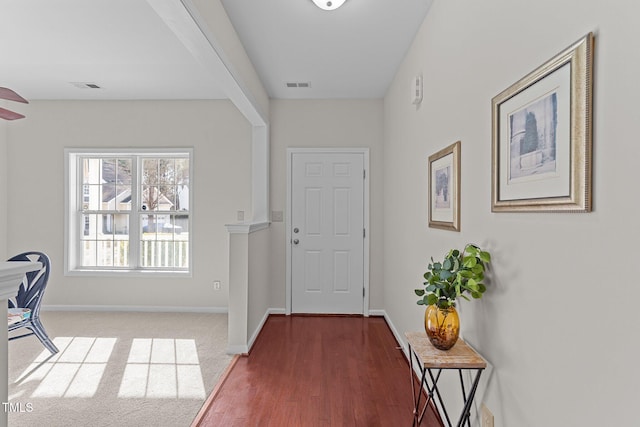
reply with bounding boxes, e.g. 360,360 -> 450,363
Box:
15,337 -> 116,398
118,338 -> 205,399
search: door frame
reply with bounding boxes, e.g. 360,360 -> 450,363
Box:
286,147 -> 370,316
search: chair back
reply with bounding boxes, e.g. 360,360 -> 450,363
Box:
7,251 -> 51,319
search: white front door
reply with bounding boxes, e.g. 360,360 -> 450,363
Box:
290,151 -> 365,314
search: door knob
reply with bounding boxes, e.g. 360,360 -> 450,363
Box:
293,239 -> 299,245
293,227 -> 299,233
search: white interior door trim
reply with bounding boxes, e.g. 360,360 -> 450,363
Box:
285,147 -> 370,316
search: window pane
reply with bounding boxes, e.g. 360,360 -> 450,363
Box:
176,189 -> 189,212
175,159 -> 189,185
115,185 -> 132,211
83,158 -> 101,184
82,241 -> 97,266
142,214 -> 160,235
142,186 -> 163,211
140,241 -> 188,268
101,158 -> 115,183
140,214 -> 188,268
101,184 -> 116,210
81,213 -> 130,267
82,185 -> 98,211
94,240 -> 129,267
118,159 -> 132,185
142,159 -> 159,185
171,214 -> 189,238
159,159 -> 174,184
81,214 -> 98,239
113,241 -> 129,267
82,158 -> 132,212
141,157 -> 188,212
96,241 -> 113,266
114,214 -> 129,236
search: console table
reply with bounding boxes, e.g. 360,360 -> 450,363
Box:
405,332 -> 486,427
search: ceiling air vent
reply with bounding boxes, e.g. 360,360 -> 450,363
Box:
70,82 -> 102,89
285,82 -> 311,88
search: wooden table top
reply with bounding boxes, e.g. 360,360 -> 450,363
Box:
405,331 -> 487,369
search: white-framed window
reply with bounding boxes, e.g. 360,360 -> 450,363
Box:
65,149 -> 192,275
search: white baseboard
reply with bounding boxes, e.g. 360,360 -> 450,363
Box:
368,309 -> 386,317
379,309 -> 407,356
42,304 -> 228,314
226,344 -> 248,355
247,308 -> 285,353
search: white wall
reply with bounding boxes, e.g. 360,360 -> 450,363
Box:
6,100 -> 251,310
384,0 -> 640,426
247,227 -> 271,342
268,99 -> 384,311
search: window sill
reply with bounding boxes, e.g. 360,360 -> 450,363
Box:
64,269 -> 192,278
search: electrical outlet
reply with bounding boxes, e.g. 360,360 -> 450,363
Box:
213,281 -> 221,291
237,210 -> 245,221
481,404 -> 494,427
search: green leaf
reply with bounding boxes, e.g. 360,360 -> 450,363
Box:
426,294 -> 438,305
478,283 -> 487,293
467,278 -> 478,291
417,299 -> 425,305
480,251 -> 491,262
471,291 -> 482,299
472,264 -> 484,274
415,289 -> 425,296
433,262 -> 442,271
451,249 -> 460,257
426,284 -> 437,292
439,270 -> 453,281
463,256 -> 477,268
443,258 -> 452,270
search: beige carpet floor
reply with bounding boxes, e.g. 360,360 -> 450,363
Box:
8,311 -> 232,427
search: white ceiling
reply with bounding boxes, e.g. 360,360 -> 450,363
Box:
0,0 -> 432,101
220,0 -> 433,99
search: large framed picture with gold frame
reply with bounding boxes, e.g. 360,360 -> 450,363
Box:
491,33 -> 594,212
428,141 -> 460,231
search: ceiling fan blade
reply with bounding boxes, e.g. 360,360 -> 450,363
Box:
0,107 -> 25,120
0,87 -> 28,104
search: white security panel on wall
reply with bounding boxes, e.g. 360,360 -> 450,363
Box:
411,74 -> 423,105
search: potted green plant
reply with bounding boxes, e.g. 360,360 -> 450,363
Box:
414,244 -> 491,350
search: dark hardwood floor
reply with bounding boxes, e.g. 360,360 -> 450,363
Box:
195,315 -> 441,427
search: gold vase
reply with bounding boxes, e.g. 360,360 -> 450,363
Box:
424,305 -> 460,350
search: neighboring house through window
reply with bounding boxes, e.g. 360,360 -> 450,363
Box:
65,149 -> 192,275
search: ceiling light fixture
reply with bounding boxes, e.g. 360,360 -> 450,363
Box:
311,0 -> 347,11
